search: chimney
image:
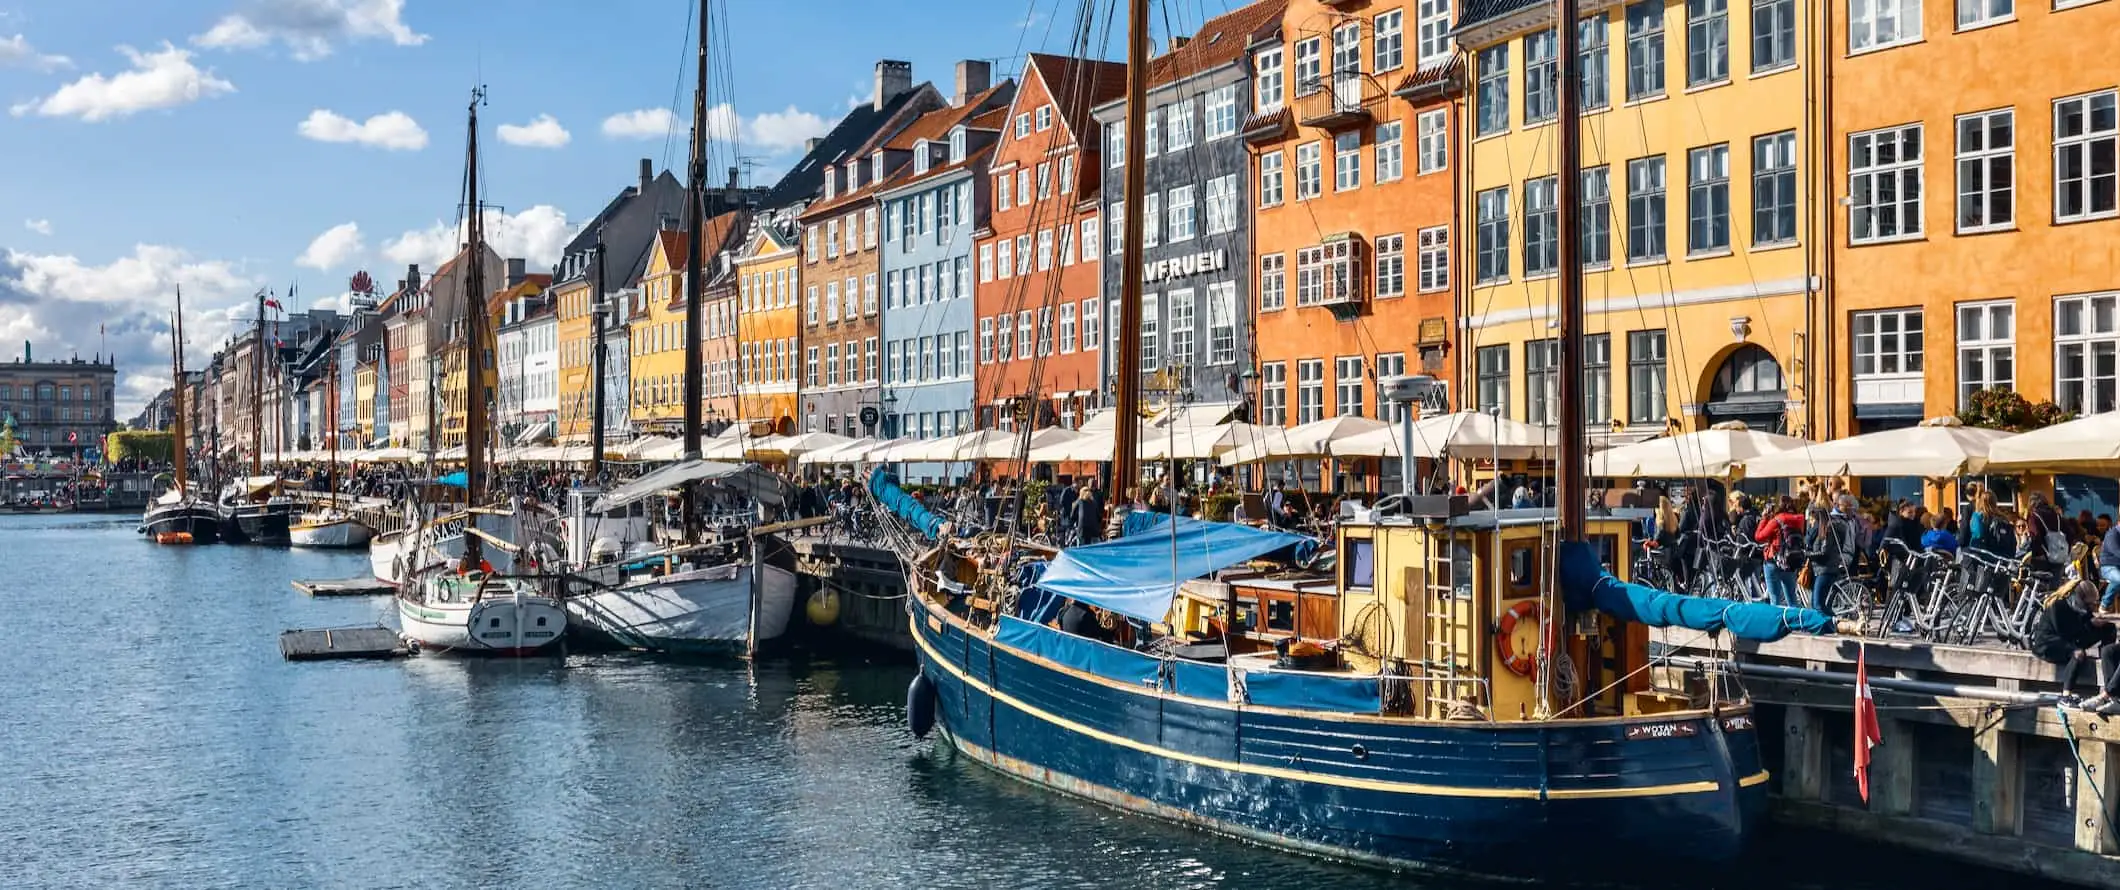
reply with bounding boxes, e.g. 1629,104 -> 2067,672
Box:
954,59 -> 992,107
506,258 -> 527,287
405,264 -> 421,293
639,158 -> 653,194
873,59 -> 912,111
804,137 -> 823,155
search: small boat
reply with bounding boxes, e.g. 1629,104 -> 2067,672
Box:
371,508 -> 518,585
140,286 -> 219,545
289,508 -> 375,548
220,475 -> 295,545
398,570 -> 565,656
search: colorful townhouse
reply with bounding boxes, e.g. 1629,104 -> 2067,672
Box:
974,52 -> 1126,435
731,221 -> 803,432
1454,0 -> 1827,445
629,217 -> 741,436
876,81 -> 1019,457
1827,0 -> 2120,444
1095,0 -> 1286,422
553,160 -> 690,443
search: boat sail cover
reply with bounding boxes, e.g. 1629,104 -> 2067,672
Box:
592,460 -> 783,513
1556,541 -> 1836,641
1036,515 -> 1314,625
868,468 -> 948,540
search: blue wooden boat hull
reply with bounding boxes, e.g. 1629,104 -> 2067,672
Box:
911,603 -> 1767,878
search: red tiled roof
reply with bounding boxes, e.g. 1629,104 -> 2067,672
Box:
1146,0 -> 1287,86
1025,53 -> 1129,145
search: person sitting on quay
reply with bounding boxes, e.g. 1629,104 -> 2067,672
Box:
2098,520 -> 2120,614
2031,577 -> 2120,715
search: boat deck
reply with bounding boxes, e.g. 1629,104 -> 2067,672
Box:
292,577 -> 393,597
278,626 -> 409,661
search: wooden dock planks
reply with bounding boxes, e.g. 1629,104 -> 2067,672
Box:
292,577 -> 393,597
279,626 -> 408,661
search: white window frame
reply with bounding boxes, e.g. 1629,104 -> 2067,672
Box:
1375,233 -> 1406,298
1375,120 -> 1404,183
1205,86 -> 1238,141
1260,149 -> 1286,206
1852,307 -> 1926,379
1848,123 -> 1925,244
1167,99 -> 1195,151
2054,90 -> 2118,223
2055,292 -> 2120,416
1417,109 -> 1447,174
1081,217 -> 1100,262
1260,253 -> 1287,311
1255,47 -> 1285,111
1417,226 -> 1449,292
1260,361 -> 1288,426
1849,0 -> 1923,53
1417,0 -> 1454,68
1294,37 -> 1322,95
1955,108 -> 2015,234
1956,299 -> 2015,409
1296,142 -> 1323,199
1374,9 -> 1405,73
1334,131 -> 1361,192
1334,355 -> 1365,418
1081,298 -> 1101,351
1059,302 -> 1077,353
1168,185 -> 1196,242
1207,282 -> 1238,365
1168,288 -> 1196,369
1205,174 -> 1238,235
1297,358 -> 1325,423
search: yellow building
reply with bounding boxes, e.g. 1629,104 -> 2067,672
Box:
731,220 -> 802,432
1455,0 -> 1826,441
438,275 -> 539,448
353,362 -> 377,446
629,215 -> 744,435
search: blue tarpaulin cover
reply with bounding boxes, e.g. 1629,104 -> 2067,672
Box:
1240,669 -> 1382,713
868,468 -> 947,541
435,471 -> 467,488
1557,541 -> 1838,641
1036,515 -> 1314,625
996,617 -> 1161,688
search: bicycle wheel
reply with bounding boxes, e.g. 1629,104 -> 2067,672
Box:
1824,579 -> 1867,621
1880,590 -> 1913,637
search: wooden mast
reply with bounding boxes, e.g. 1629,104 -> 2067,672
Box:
680,0 -> 710,544
1109,0 -> 1151,496
171,287 -> 188,494
250,290 -> 264,476
326,340 -> 339,504
1555,0 -> 1585,542
460,86 -> 489,572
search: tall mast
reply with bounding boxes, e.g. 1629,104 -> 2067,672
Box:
1555,0 -> 1585,544
461,86 -> 489,570
251,290 -> 264,476
327,341 -> 339,500
590,230 -> 608,482
1109,0 -> 1151,494
171,287 -> 188,493
680,0 -> 710,543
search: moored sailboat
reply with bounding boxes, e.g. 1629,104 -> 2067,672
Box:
140,286 -> 221,544
289,353 -> 375,548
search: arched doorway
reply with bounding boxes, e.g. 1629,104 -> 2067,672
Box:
1705,345 -> 1787,432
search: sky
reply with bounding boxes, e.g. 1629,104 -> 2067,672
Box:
0,0 -> 1215,414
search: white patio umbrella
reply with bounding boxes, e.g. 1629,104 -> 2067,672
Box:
1218,415 -> 1390,466
797,436 -> 877,465
1739,416 -> 2014,479
1141,421 -> 1276,461
1328,411 -> 1558,461
1029,430 -> 1114,462
1983,412 -> 2120,475
1588,421 -> 1806,478
617,434 -> 677,460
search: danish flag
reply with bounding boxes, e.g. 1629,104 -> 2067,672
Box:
1854,643 -> 1884,802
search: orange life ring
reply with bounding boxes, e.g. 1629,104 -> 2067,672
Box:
1494,600 -> 1541,677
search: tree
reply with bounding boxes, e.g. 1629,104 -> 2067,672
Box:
1957,389 -> 2074,433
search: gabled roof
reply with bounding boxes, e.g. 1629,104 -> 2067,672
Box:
862,83 -> 1019,196
760,82 -> 942,210
1023,53 -> 1129,149
1146,0 -> 1286,86
554,170 -> 690,294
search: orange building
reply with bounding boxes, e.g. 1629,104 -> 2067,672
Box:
974,53 -> 1126,431
1828,0 -> 2120,440
1246,0 -> 1461,485
730,220 -> 802,432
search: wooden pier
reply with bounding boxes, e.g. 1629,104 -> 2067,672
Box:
279,626 -> 409,661
789,538 -> 911,651
292,577 -> 393,597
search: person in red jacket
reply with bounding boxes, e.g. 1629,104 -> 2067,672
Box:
1754,496 -> 1808,607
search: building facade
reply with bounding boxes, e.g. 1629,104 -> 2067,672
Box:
554,160 -> 694,443
733,222 -> 802,431
0,346 -> 117,457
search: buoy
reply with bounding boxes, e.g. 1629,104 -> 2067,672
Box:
906,672 -> 936,739
805,588 -> 842,627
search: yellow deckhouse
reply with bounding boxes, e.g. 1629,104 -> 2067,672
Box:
1454,0 -> 1826,443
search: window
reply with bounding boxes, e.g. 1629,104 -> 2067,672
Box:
1108,201 -> 1124,254
1374,353 -> 1408,420
1295,37 -> 1322,94
1376,121 -> 1404,182
1205,174 -> 1238,234
1850,0 -> 1921,52
1375,9 -> 1404,72
1261,253 -> 1287,310
1168,289 -> 1195,368
1059,223 -> 1075,266
1167,100 -> 1195,151
1586,334 -> 1613,423
1525,176 -> 1559,276
1753,0 -> 1795,71
1957,0 -> 2011,27
1334,131 -> 1361,191
956,331 -> 971,377
1853,308 -> 1926,378
1627,156 -> 1668,261
1018,311 -> 1034,360
1037,105 -> 1053,131
1625,1 -> 1665,101
1627,330 -> 1667,423
1476,186 -> 1511,282
1207,283 -> 1238,365
2055,294 -> 2120,415
1298,359 -> 1325,423
824,220 -> 840,258
805,227 -> 818,259
1061,156 -> 1076,194
865,274 -> 878,315
1687,143 -> 1731,253
1524,29 -> 1557,124
1296,240 -> 1360,305
1686,0 -> 1728,87
1417,109 -> 1447,174
2054,91 -> 2117,222
1335,356 -> 1366,417
1476,346 -> 1510,418
1260,150 -> 1286,206
1141,293 -> 1160,368
1038,228 -> 1055,269
863,208 -> 878,248
1296,142 -> 1323,199
1060,302 -> 1077,353
1957,301 -> 2015,408
1082,298 -> 1101,350
978,244 -> 994,282
1168,186 -> 1196,242
1954,110 -> 2014,233
805,286 -> 819,324
1016,114 -> 1031,138
1583,165 -> 1612,265
847,341 -> 860,383
996,239 -> 1013,279
921,335 -> 938,380
1036,308 -> 1054,357
1417,226 -> 1449,291
1476,45 -> 1510,136
996,312 -> 1013,360
824,344 -> 839,385
824,283 -> 840,323
1417,0 -> 1453,67
1081,218 -> 1099,261
996,173 -> 1012,211
1205,86 -> 1238,140
1580,14 -> 1610,110
1849,124 -> 1924,242
1107,121 -> 1125,169
1146,106 -> 1161,157
979,318 -> 995,362
1753,131 -> 1798,244
1256,47 -> 1284,110
1376,233 -> 1406,297
1526,339 -> 1558,424
1260,362 -> 1287,426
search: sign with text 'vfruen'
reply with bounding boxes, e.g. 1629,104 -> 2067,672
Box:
1142,249 -> 1228,284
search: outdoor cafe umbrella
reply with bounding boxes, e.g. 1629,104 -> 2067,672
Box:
1982,412 -> 2120,475
1218,415 -> 1390,466
1738,416 -> 2013,479
1588,421 -> 1806,478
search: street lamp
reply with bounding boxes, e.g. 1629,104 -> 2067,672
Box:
880,391 -> 899,438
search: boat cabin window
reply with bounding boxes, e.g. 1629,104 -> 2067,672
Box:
1589,534 -> 1622,574
1343,538 -> 1375,589
1265,599 -> 1296,632
1506,544 -> 1539,593
1451,540 -> 1474,597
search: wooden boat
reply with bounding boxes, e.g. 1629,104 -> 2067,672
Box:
140,286 -> 221,545
289,509 -> 375,548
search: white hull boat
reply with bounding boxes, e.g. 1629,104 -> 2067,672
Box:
371,512 -> 520,586
396,573 -> 565,656
289,512 -> 375,548
566,561 -> 798,654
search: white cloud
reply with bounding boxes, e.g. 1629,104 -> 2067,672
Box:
9,43 -> 233,122
742,105 -> 830,152
601,108 -> 676,140
295,222 -> 363,270
297,109 -> 427,150
23,219 -> 51,236
0,245 -> 263,415
193,0 -> 426,62
0,33 -> 72,71
496,113 -> 569,148
381,205 -> 572,271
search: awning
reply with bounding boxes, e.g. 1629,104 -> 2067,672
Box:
1035,514 -> 1315,625
589,459 -> 784,513
513,420 -> 554,445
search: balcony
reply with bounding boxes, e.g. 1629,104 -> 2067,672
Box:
1295,73 -> 1384,131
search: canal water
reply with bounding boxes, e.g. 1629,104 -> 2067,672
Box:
0,514 -> 2033,889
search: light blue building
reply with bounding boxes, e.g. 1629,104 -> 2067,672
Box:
876,99 -> 1010,483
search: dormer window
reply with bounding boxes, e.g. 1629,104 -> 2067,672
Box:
824,167 -> 838,199
914,143 -> 930,174
949,126 -> 967,162
846,161 -> 861,190
871,151 -> 885,183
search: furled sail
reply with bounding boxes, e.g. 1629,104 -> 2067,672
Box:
1556,541 -> 1838,642
867,468 -> 948,541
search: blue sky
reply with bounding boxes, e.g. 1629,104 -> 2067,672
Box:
0,0 -> 1207,411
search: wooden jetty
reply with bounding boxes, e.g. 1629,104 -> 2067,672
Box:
279,626 -> 409,661
292,577 -> 393,597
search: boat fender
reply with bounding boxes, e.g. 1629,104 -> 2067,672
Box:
907,672 -> 937,739
1494,600 -> 1541,678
